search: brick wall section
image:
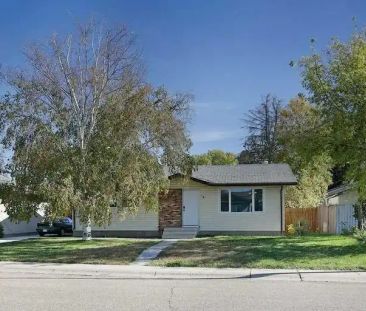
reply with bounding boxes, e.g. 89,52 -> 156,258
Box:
159,189 -> 182,230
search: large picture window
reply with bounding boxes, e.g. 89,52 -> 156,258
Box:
231,189 -> 252,212
220,189 -> 264,213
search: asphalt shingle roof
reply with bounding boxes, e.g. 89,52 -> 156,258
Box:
169,164 -> 297,185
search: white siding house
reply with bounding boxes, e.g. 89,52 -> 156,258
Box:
0,203 -> 44,237
73,164 -> 296,237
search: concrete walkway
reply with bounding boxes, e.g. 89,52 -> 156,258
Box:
2,261 -> 366,283
132,239 -> 177,266
0,234 -> 38,244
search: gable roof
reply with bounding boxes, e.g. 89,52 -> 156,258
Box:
327,184 -> 353,198
168,164 -> 297,186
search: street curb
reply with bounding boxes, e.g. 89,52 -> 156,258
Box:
1,262 -> 366,283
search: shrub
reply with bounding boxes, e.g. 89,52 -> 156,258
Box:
353,228 -> 366,243
287,224 -> 296,236
295,219 -> 309,236
0,223 -> 3,238
341,226 -> 357,236
287,220 -> 309,236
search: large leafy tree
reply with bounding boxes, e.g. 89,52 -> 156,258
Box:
278,96 -> 329,170
193,149 -> 238,165
0,21 -> 193,239
278,96 -> 333,208
299,31 -> 366,199
241,94 -> 282,164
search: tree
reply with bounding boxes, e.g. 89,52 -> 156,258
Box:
353,200 -> 366,230
285,154 -> 332,208
278,96 -> 329,170
193,149 -> 238,165
278,96 -> 333,208
299,31 -> 366,200
241,94 -> 282,164
237,150 -> 256,164
0,20 -> 193,240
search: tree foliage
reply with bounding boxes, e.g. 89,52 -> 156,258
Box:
299,31 -> 366,199
278,96 -> 333,208
353,200 -> 366,230
193,149 -> 238,165
285,154 -> 332,208
241,94 -> 333,208
0,21 -> 193,228
241,94 -> 282,164
278,96 -> 330,170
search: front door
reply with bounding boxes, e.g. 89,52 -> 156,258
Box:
182,190 -> 199,226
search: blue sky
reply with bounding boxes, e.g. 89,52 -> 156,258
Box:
1,0 -> 365,154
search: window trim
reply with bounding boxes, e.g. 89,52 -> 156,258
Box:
218,187 -> 265,214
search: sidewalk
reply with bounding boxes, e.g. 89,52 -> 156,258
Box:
0,234 -> 38,244
132,239 -> 177,266
1,261 -> 366,283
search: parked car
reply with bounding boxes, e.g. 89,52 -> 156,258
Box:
36,217 -> 73,236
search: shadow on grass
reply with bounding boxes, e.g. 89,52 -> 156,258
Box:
154,235 -> 366,269
0,238 -> 157,264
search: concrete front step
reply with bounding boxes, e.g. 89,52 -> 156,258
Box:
162,226 -> 199,239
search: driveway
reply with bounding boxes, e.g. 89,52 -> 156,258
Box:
1,262 -> 366,310
0,234 -> 38,244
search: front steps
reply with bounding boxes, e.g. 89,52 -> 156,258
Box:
162,226 -> 199,239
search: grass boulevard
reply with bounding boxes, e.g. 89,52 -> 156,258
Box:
1,235 -> 365,270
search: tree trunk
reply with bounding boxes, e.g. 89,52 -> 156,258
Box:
82,217 -> 92,241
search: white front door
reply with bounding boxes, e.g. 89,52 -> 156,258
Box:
182,190 -> 199,226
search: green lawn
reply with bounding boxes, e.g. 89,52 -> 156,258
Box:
0,237 -> 158,265
153,235 -> 366,270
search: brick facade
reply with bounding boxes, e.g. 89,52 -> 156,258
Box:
159,189 -> 182,230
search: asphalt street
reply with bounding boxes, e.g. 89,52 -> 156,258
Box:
1,263 -> 366,311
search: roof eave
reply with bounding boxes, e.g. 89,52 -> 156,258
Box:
189,177 -> 297,186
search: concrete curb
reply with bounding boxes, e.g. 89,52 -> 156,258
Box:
1,262 -> 366,283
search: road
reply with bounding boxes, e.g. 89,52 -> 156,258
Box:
1,263 -> 366,311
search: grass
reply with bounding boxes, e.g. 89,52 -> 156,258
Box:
0,237 -> 158,265
152,235 -> 366,270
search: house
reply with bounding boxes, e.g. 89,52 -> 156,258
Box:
73,164 -> 297,238
0,204 -> 44,237
0,175 -> 44,237
325,184 -> 358,233
327,184 -> 358,206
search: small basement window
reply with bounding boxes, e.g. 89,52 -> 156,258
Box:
220,188 -> 264,213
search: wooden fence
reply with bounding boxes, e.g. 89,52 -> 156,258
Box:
285,208 -> 319,232
285,205 -> 357,233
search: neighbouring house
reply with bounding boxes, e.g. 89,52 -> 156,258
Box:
73,164 -> 297,238
0,204 -> 44,237
0,175 -> 44,237
325,184 -> 358,233
327,184 -> 357,206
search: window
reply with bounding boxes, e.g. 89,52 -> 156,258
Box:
220,190 -> 229,212
220,188 -> 264,213
254,189 -> 263,212
231,189 -> 252,212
